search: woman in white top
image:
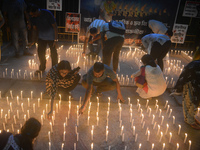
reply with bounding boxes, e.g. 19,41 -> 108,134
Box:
131,54 -> 167,99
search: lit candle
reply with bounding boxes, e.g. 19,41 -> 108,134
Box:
173,116 -> 175,124
10,102 -> 13,112
128,97 -> 130,105
157,125 -> 160,135
189,140 -> 191,150
176,143 -> 179,150
33,103 -> 35,113
168,109 -> 172,118
27,98 -> 30,107
17,96 -> 19,105
161,116 -> 164,125
27,110 -> 30,119
77,133 -> 79,141
151,143 -> 154,150
142,121 -> 145,129
61,143 -> 64,150
159,132 -> 163,142
74,143 -> 76,150
31,91 -> 33,99
91,143 -> 93,150
166,105 -> 170,114
152,115 -> 155,124
164,100 -> 168,109
17,110 -> 19,119
178,124 -> 181,135
106,130 -> 108,142
121,125 -> 124,135
8,109 -> 10,119
63,131 -> 66,141
169,132 -> 172,143
184,133 -> 187,143
41,115 -> 43,125
50,122 -> 53,132
165,124 -> 169,135
149,108 -> 152,117
159,109 -> 162,117
162,143 -> 165,150
41,92 -> 43,100
13,115 -> 16,124
64,123 -> 66,131
138,143 -> 141,150
141,114 -> 144,123
87,116 -> 90,126
56,103 -> 58,113
49,142 -> 51,150
21,103 -> 24,112
24,114 -> 26,122
146,99 -> 149,107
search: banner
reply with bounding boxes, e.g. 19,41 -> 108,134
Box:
80,0 -> 180,45
183,1 -> 200,18
65,13 -> 81,33
171,24 -> 188,44
47,0 -> 62,11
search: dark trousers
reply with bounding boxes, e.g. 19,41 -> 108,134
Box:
150,40 -> 171,71
102,36 -> 124,72
38,39 -> 58,71
57,74 -> 81,96
82,74 -> 116,93
88,34 -> 101,55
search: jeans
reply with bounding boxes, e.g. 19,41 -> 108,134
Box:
11,27 -> 28,54
150,40 -> 171,71
102,36 -> 124,72
82,74 -> 116,93
88,34 -> 101,55
38,39 -> 58,71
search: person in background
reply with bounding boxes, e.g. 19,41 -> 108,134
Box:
100,21 -> 125,73
131,54 -> 166,99
45,60 -> 80,117
141,32 -> 173,71
170,51 -> 200,129
148,19 -> 168,35
0,117 -> 41,150
27,4 -> 58,74
2,0 -> 33,57
79,62 -> 125,114
99,0 -> 116,22
82,19 -> 105,57
0,10 -> 5,60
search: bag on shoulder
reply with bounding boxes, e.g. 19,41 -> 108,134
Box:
109,20 -> 125,35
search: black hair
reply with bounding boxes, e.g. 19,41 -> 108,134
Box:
57,60 -> 71,71
93,62 -> 104,73
27,4 -> 39,13
19,118 -> 41,150
141,54 -> 157,67
90,27 -> 98,35
166,29 -> 173,37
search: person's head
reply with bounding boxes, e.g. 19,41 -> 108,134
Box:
165,29 -> 173,37
141,54 -> 157,67
57,60 -> 71,78
90,27 -> 98,37
93,62 -> 104,78
21,118 -> 41,140
27,4 -> 40,17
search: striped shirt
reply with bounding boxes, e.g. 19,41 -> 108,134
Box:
86,19 -> 105,38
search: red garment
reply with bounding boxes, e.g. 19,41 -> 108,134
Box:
135,67 -> 148,93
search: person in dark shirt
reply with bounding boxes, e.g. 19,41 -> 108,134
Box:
0,118 -> 41,150
27,4 -> 58,73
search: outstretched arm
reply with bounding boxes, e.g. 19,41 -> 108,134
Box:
112,78 -> 125,103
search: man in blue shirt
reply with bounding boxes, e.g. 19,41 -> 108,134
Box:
27,4 -> 58,73
79,62 -> 125,114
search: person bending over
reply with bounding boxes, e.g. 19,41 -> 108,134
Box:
79,62 -> 125,114
45,60 -> 80,117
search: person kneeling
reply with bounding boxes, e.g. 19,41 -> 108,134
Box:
79,62 -> 125,114
45,60 -> 80,117
131,54 -> 166,99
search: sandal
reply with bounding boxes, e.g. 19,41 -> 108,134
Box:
190,123 -> 200,130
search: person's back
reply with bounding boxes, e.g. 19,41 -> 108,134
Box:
148,20 -> 167,35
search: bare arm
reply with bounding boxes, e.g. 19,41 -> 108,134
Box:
131,69 -> 141,78
79,84 -> 93,114
112,78 -> 125,103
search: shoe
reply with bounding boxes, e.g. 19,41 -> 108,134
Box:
190,123 -> 200,130
23,51 -> 34,56
195,119 -> 200,125
170,92 -> 182,96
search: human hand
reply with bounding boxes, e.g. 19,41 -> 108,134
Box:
117,94 -> 125,103
79,105 -> 86,115
82,52 -> 85,57
131,74 -> 134,78
89,40 -> 93,44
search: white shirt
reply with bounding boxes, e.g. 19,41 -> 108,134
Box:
148,20 -> 167,35
85,19 -> 105,38
142,33 -> 170,54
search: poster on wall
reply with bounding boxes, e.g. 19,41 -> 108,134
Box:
171,24 -> 188,44
183,1 -> 200,18
47,0 -> 62,11
65,13 -> 81,33
80,0 -> 180,45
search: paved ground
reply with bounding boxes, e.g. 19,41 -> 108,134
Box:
0,43 -> 200,150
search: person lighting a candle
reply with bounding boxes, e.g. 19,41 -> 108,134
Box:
170,50 -> 200,129
45,60 -> 80,118
0,118 -> 41,150
79,62 -> 125,114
